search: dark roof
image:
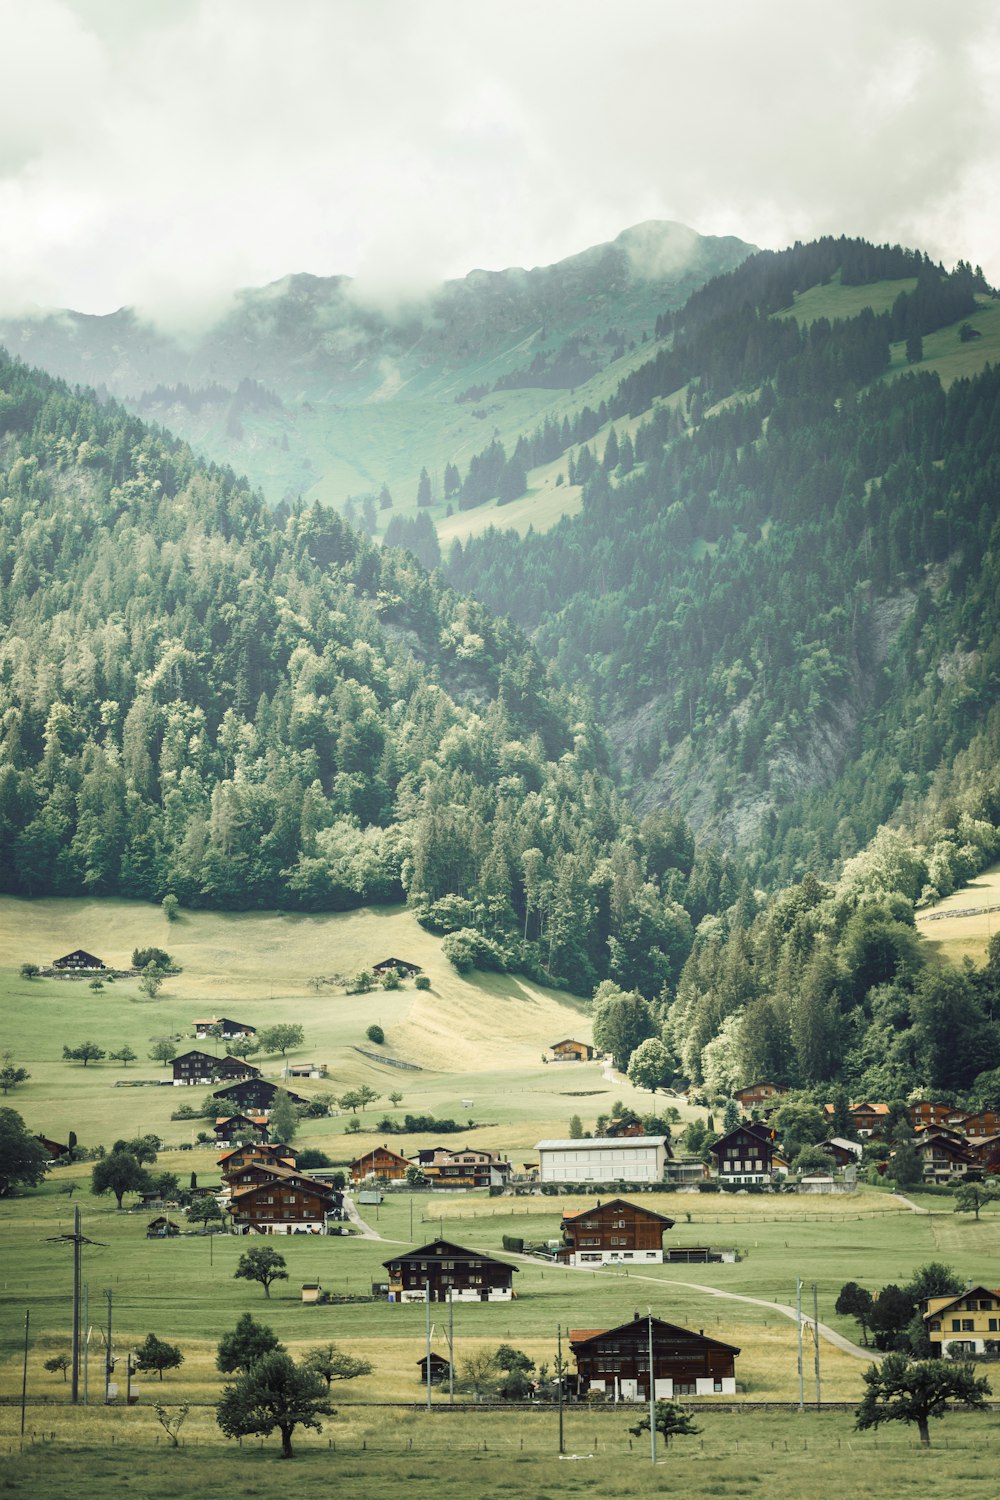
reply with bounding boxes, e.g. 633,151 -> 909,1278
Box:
569,1314 -> 740,1355
382,1238 -> 518,1272
213,1079 -> 307,1104
53,949 -> 105,968
372,957 -> 422,974
561,1197 -> 675,1227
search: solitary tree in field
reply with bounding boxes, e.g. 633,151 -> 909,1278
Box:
855,1350 -> 991,1447
216,1350 -> 334,1459
109,1045 -> 137,1067
149,1039 -> 178,1067
301,1344 -> 373,1390
626,1036 -> 673,1095
153,1403 -> 189,1447
259,1025 -> 304,1059
44,1354 -> 71,1381
91,1150 -> 151,1209
188,1197 -> 224,1233
216,1313 -> 283,1373
354,1084 -> 380,1112
135,1333 -> 184,1381
388,1090 -> 403,1108
234,1246 -> 288,1298
0,1056 -> 30,1093
954,1180 -> 1000,1220
629,1400 -> 702,1447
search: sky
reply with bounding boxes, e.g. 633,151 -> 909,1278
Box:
1,0 -> 998,326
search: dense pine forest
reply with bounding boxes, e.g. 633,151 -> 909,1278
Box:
3,231 -> 1000,1108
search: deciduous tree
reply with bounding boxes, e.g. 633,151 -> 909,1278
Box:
855,1350 -> 991,1446
234,1246 -> 288,1298
216,1350 -> 334,1459
135,1333 -> 184,1381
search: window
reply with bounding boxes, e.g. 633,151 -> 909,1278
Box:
962,1319 -> 975,1332
951,1320 -> 962,1331
979,1300 -> 993,1310
929,1320 -> 941,1332
989,1319 -> 999,1333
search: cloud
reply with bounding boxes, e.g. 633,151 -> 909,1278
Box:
0,0 -> 997,326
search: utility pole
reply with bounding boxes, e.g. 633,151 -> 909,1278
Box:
648,1312 -> 657,1465
105,1288 -> 113,1404
448,1287 -> 454,1405
425,1283 -> 432,1411
813,1282 -> 821,1407
83,1285 -> 89,1406
71,1205 -> 81,1403
20,1310 -> 29,1439
557,1324 -> 565,1455
796,1278 -> 804,1412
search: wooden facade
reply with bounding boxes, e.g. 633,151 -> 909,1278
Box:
550,1039 -> 595,1062
954,1109 -> 1000,1138
558,1197 -> 674,1266
53,949 -> 105,969
172,1050 -> 259,1086
913,1132 -> 976,1181
351,1145 -> 410,1182
229,1176 -> 335,1234
212,1078 -> 306,1114
709,1122 -> 775,1184
414,1147 -> 511,1189
734,1081 -> 783,1110
570,1315 -> 739,1400
909,1100 -> 956,1131
213,1114 -> 268,1147
372,957 -> 422,976
194,1016 -> 256,1040
218,1142 -> 295,1176
382,1238 -> 517,1303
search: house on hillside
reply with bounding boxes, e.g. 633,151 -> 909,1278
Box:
733,1081 -> 784,1112
213,1114 -> 269,1148
212,1078 -> 306,1114
924,1286 -> 1000,1358
413,1147 -> 511,1189
819,1136 -> 863,1168
849,1102 -> 890,1137
53,949 -> 105,970
606,1116 -> 645,1138
549,1039 -> 596,1062
372,957 -> 422,977
229,1175 -> 336,1235
913,1131 -> 976,1182
284,1061 -> 328,1079
382,1238 -> 517,1303
34,1135 -> 70,1160
218,1142 -> 296,1177
172,1050 -> 259,1087
953,1110 -> 1000,1138
570,1314 -> 739,1400
535,1137 -> 671,1184
558,1197 -> 675,1266
146,1216 -> 181,1238
194,1017 -> 256,1040
350,1145 -> 410,1183
964,1135 -> 1000,1174
909,1100 -> 956,1131
708,1121 -> 776,1186
417,1352 -> 452,1384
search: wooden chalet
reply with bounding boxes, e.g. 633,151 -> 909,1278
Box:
350,1144 -> 410,1183
849,1102 -> 890,1137
172,1050 -> 259,1087
229,1174 -> 336,1235
146,1216 -> 181,1238
953,1109 -> 1000,1138
212,1078 -> 306,1114
194,1016 -> 256,1040
733,1081 -> 784,1111
709,1121 -> 776,1185
218,1142 -> 296,1177
382,1238 -> 517,1303
372,957 -> 422,977
53,949 -> 105,970
570,1314 -> 739,1400
558,1197 -> 675,1267
819,1136 -> 863,1168
909,1100 -> 956,1131
913,1131 -> 976,1182
412,1147 -> 511,1189
550,1039 -> 596,1062
213,1113 -> 268,1147
606,1116 -> 645,1138
34,1135 -> 70,1160
924,1285 -> 1000,1358
964,1135 -> 1000,1173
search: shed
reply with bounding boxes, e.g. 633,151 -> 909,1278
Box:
146,1217 -> 180,1238
301,1283 -> 323,1304
417,1352 -> 452,1384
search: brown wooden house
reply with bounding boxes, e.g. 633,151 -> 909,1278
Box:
34,1135 -> 70,1160
229,1176 -> 336,1235
218,1142 -> 296,1177
954,1109 -> 1000,1138
412,1147 -> 511,1189
417,1352 -> 452,1384
709,1121 -> 776,1185
382,1238 -> 517,1303
212,1078 -> 306,1114
570,1314 -> 739,1400
350,1144 -> 411,1183
733,1081 -> 784,1111
194,1016 -> 256,1040
558,1197 -> 675,1267
909,1100 -> 956,1131
213,1113 -> 269,1147
53,949 -> 105,970
172,1050 -> 259,1087
372,957 -> 422,977
550,1039 -> 596,1062
913,1131 -> 977,1182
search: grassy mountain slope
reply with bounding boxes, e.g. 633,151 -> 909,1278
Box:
0,222 -> 753,514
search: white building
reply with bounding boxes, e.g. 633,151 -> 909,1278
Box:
535,1136 -> 671,1184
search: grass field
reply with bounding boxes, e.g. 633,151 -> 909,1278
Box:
916,862 -> 1000,965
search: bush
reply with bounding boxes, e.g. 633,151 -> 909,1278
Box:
697,1181 -> 720,1193
442,927 -> 508,974
366,1024 -> 385,1045
414,975 -> 431,991
132,947 -> 172,971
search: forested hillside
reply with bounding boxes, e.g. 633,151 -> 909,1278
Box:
0,353 -> 736,997
447,237 -> 1000,887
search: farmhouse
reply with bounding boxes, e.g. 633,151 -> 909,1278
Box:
372,957 -> 422,977
733,1081 -> 784,1111
558,1197 -> 675,1266
218,1142 -> 297,1177
213,1114 -> 268,1148
570,1314 -> 739,1400
172,1050 -> 259,1087
819,1136 -> 863,1168
953,1109 -> 1000,1138
415,1147 -> 511,1189
229,1175 -> 336,1234
53,949 -> 105,970
34,1135 -> 70,1159
924,1286 -> 1000,1358
535,1137 -> 671,1184
708,1121 -> 776,1185
194,1017 -> 256,1040
351,1145 -> 411,1183
605,1115 -> 644,1138
213,1078 -> 306,1114
146,1216 -> 181,1238
913,1131 -> 976,1182
382,1238 -> 517,1302
549,1039 -> 595,1062
909,1099 -> 956,1131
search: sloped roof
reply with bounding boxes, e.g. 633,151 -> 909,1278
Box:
569,1315 -> 740,1354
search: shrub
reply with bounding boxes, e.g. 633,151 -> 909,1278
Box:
366,1024 -> 385,1045
132,947 -> 172,970
414,975 -> 431,991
